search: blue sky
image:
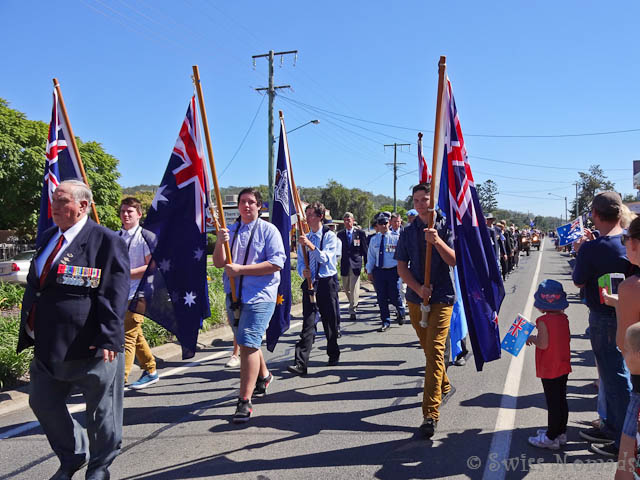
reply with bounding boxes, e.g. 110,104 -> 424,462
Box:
1,1 -> 637,218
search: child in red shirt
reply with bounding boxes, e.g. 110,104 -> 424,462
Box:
526,279 -> 572,450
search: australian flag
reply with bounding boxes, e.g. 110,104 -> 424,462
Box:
437,77 -> 505,371
266,117 -> 297,352
501,314 -> 535,356
37,89 -> 83,245
130,96 -> 211,359
557,217 -> 584,247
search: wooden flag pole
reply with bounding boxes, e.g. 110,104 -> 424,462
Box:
280,111 -> 313,293
191,65 -> 237,305
52,78 -> 100,224
421,56 -> 447,326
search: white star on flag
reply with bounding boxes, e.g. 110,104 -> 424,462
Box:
184,291 -> 197,307
193,248 -> 204,261
159,258 -> 171,273
151,185 -> 169,210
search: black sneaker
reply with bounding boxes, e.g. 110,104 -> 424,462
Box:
254,373 -> 274,396
579,427 -> 614,444
287,363 -> 307,376
590,442 -> 619,458
419,418 -> 437,438
232,397 -> 253,424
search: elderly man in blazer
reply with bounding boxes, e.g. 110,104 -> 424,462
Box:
17,180 -> 129,480
336,212 -> 368,321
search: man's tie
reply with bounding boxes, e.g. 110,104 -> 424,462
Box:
308,233 -> 319,279
27,234 -> 65,331
378,234 -> 385,268
347,230 -> 352,246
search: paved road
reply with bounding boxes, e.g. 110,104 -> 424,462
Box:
0,238 -> 618,479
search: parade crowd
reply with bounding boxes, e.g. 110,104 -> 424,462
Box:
15,180 -> 640,479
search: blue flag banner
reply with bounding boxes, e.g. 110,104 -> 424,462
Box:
556,217 -> 584,247
266,118 -> 297,352
449,266 -> 468,362
437,77 -> 505,371
501,314 -> 535,356
130,96 -> 211,360
37,89 -> 83,245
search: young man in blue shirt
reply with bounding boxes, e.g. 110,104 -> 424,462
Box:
214,188 -> 286,423
288,202 -> 341,375
395,183 -> 456,439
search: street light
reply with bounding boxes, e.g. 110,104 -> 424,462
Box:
273,119 -> 320,142
548,193 -> 568,223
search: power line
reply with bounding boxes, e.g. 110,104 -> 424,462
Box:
220,95 -> 266,177
280,95 -> 640,139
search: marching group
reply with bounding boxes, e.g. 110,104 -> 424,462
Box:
14,179 -> 640,479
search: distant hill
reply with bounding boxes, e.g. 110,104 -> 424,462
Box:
122,184 -> 157,194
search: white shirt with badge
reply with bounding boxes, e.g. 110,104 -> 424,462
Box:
119,224 -> 151,300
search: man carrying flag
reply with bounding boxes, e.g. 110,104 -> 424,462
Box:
395,182 -> 456,438
214,188 -> 286,423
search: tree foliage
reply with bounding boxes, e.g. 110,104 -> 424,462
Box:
476,179 -> 499,213
0,98 -> 122,238
572,164 -> 615,216
301,180 -> 376,227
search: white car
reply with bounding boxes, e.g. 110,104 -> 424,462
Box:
0,250 -> 35,284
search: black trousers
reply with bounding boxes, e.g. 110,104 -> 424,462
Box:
541,374 -> 569,440
295,277 -> 340,367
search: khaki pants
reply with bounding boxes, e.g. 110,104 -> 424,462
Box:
124,309 -> 156,383
408,301 -> 453,421
341,270 -> 361,315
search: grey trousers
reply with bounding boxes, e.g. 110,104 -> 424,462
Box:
29,353 -> 124,479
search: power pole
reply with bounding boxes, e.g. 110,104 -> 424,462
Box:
253,49 -> 297,218
573,181 -> 580,217
384,143 -> 409,212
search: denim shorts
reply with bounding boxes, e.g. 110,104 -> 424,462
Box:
226,298 -> 276,349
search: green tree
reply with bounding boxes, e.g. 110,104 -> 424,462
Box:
476,179 -> 499,213
572,164 -> 615,216
0,98 -> 123,238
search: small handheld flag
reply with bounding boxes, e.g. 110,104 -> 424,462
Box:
501,314 -> 535,356
556,217 -> 584,247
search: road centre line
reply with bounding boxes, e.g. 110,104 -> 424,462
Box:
0,320 -> 302,440
482,242 -> 545,480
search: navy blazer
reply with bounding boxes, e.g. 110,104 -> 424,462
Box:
336,228 -> 368,276
17,218 -> 130,364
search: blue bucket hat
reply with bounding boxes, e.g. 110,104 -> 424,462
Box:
407,209 -> 418,216
534,279 -> 569,310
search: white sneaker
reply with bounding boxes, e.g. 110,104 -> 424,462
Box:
536,429 -> 567,445
225,355 -> 240,368
528,431 -> 560,450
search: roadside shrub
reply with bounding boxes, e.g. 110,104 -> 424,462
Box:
0,282 -> 24,310
0,315 -> 32,389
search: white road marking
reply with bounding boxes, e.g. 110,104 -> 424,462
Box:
0,321 -> 302,440
482,242 -> 545,480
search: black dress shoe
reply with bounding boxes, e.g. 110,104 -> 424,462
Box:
328,357 -> 339,366
350,313 -> 356,321
378,324 -> 390,332
287,364 -> 307,376
397,314 -> 405,325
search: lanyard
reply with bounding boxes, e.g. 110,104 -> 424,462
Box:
229,219 -> 260,302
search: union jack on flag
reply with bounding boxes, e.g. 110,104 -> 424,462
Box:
436,75 -> 505,371
37,89 -> 83,244
417,132 -> 431,184
172,95 -> 210,234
